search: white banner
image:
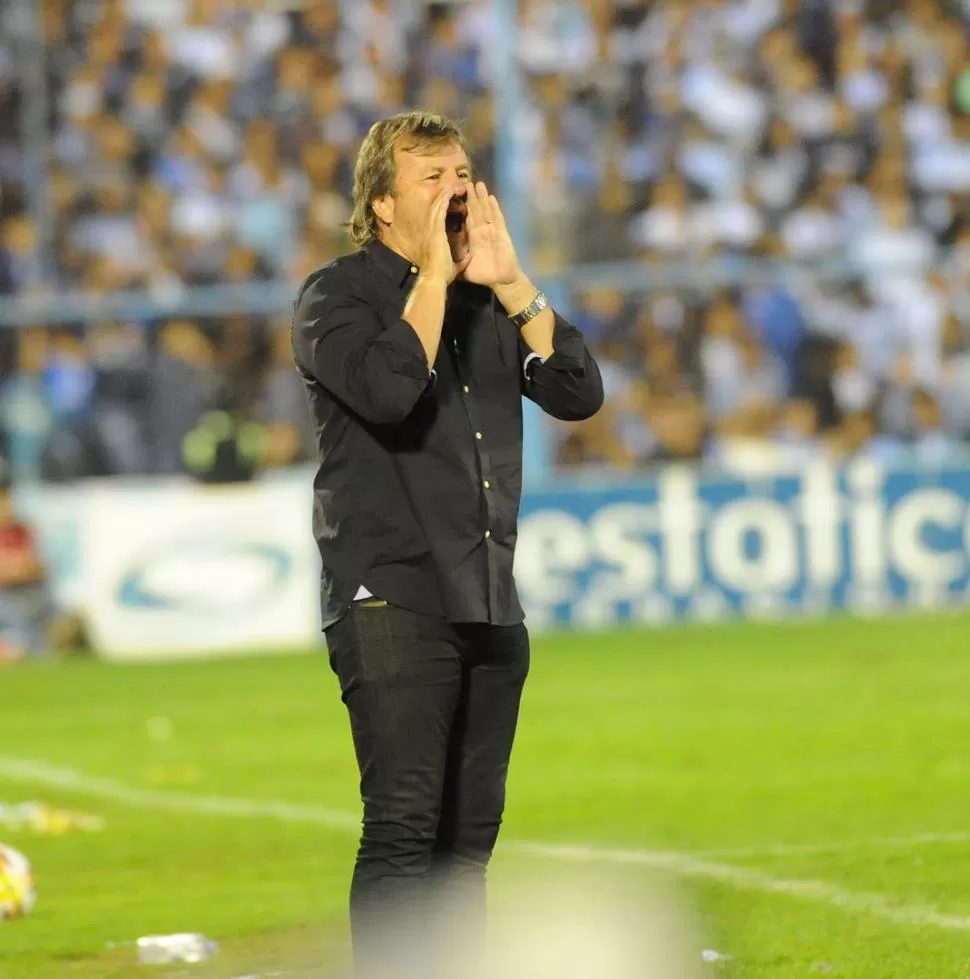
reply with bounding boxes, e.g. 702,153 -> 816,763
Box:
81,481 -> 320,662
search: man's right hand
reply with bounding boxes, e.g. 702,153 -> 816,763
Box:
402,188 -> 470,367
415,189 -> 470,285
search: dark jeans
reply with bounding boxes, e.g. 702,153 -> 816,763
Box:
325,602 -> 530,979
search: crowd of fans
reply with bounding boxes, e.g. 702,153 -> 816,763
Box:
0,0 -> 968,481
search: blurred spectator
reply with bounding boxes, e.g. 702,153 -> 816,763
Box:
911,387 -> 962,468
0,472 -> 51,660
43,330 -> 95,428
88,321 -> 150,475
38,326 -> 113,483
2,216 -> 43,295
0,330 -> 53,484
742,274 -> 805,389
148,320 -> 217,476
774,397 -> 823,467
831,340 -> 878,420
260,322 -> 314,469
939,315 -> 970,439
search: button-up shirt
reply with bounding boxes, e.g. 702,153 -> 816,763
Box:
292,240 -> 603,629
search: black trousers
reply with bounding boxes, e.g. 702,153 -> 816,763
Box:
325,601 -> 530,979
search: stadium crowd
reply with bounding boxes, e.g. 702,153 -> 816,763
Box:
0,0 -> 968,481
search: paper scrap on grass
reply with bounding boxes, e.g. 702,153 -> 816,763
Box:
0,801 -> 104,834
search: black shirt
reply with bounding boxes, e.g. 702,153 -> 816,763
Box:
292,240 -> 603,629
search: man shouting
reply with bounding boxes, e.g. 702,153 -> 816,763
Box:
292,111 -> 603,978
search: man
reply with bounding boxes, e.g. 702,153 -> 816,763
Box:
291,111 -> 603,978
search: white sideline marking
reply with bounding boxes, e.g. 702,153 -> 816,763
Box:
509,842 -> 970,933
2,754 -> 969,934
694,833 -> 970,860
0,755 -> 358,829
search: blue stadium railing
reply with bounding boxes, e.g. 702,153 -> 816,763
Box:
1,249 -> 959,487
0,251 -> 960,327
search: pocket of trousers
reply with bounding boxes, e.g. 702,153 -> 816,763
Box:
345,603 -> 440,684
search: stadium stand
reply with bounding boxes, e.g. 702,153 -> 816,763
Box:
0,0 -> 969,481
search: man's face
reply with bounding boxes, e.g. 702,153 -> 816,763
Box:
375,139 -> 472,263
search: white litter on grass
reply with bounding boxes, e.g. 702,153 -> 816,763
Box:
0,801 -> 104,834
701,949 -> 733,963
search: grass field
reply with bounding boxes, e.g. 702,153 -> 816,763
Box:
1,613 -> 969,978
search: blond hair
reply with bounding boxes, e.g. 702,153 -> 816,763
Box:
349,110 -> 469,248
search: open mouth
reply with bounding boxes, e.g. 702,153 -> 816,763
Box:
446,209 -> 467,234
445,206 -> 468,262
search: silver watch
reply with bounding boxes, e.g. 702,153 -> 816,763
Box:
509,291 -> 549,328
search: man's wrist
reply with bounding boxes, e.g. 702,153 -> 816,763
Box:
493,273 -> 536,316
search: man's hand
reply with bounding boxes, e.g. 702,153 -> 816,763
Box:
456,181 -> 555,359
415,188 -> 472,285
462,182 -> 521,287
403,188 -> 469,368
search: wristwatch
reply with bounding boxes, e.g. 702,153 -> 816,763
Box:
509,291 -> 549,328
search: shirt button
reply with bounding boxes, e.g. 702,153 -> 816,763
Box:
410,265 -> 418,273
475,432 -> 483,440
483,480 -> 491,489
484,530 -> 491,540
463,385 -> 470,394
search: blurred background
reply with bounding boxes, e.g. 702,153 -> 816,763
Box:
2,0 -> 970,661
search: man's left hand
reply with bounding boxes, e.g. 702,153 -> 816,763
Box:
462,182 -> 521,287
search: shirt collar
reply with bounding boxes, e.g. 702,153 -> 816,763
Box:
367,240 -> 419,292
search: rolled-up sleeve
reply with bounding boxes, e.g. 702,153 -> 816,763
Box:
519,312 -> 604,421
293,269 -> 434,425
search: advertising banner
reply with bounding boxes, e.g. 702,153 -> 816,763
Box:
16,461 -> 970,659
514,462 -> 970,629
79,481 -> 319,661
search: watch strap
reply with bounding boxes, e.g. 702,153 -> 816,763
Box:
509,291 -> 549,328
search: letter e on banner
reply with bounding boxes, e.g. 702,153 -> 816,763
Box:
514,510 -> 590,606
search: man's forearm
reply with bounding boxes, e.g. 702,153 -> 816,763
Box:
402,274 -> 449,368
494,273 -> 554,359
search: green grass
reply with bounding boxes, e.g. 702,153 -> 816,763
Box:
1,613 -> 969,977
